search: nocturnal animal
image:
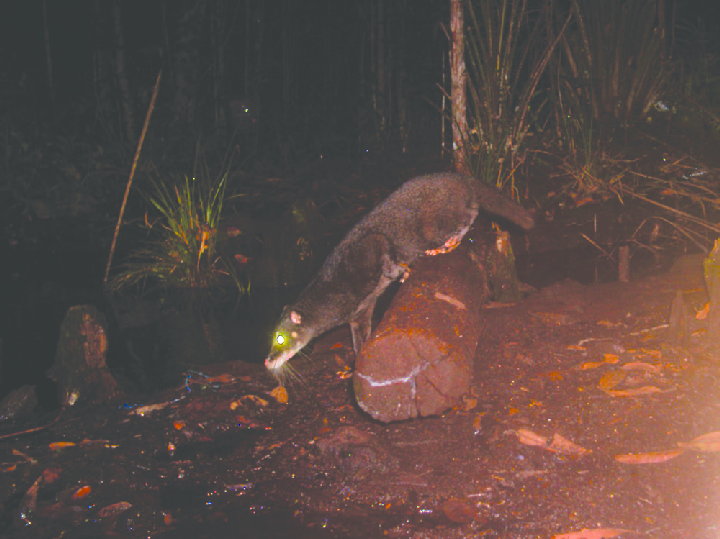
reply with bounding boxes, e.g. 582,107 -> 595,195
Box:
265,172 -> 534,374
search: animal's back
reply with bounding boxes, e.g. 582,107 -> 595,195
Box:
338,173 -> 478,266
340,172 -> 531,265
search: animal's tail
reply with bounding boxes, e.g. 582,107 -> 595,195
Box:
471,178 -> 534,230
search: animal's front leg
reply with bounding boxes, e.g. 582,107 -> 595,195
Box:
349,304 -> 374,355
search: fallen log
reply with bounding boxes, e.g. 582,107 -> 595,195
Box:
354,241 -> 489,422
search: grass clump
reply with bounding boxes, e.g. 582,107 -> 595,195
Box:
109,156 -> 245,295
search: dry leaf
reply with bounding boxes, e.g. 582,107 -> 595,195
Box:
43,468 -> 61,483
13,450 -> 37,464
678,431 -> 720,452
614,449 -> 684,464
597,320 -> 622,328
49,442 -> 76,451
130,401 -> 171,415
605,386 -> 661,397
549,433 -> 591,456
603,353 -> 620,363
243,395 -> 269,407
270,385 -> 288,404
621,362 -> 661,374
205,374 -> 235,383
567,344 -> 586,351
696,302 -> 710,320
516,429 -> 548,447
98,501 -> 133,518
72,486 -> 91,499
463,396 -> 478,411
580,361 -> 605,370
598,370 -> 625,391
442,499 -> 478,523
553,528 -> 638,539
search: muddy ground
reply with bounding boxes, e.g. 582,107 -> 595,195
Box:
2,238 -> 720,537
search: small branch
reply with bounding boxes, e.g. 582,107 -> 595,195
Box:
104,70 -> 163,286
580,233 -> 616,262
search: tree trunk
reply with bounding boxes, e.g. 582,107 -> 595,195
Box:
171,0 -> 206,125
211,0 -> 227,129
397,0 -> 409,153
112,0 -> 136,141
41,0 -> 55,105
450,0 -> 469,174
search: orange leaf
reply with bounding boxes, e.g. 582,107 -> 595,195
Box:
271,385 -> 288,404
49,442 -> 76,451
696,302 -> 710,320
598,371 -> 625,391
580,361 -> 605,370
72,486 -> 92,500
242,395 -> 269,407
614,449 -> 684,464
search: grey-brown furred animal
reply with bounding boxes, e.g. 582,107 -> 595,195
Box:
265,172 -> 534,373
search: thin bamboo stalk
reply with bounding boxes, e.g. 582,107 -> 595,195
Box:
104,70 -> 163,286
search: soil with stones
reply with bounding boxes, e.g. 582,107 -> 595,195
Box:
2,243 -> 719,538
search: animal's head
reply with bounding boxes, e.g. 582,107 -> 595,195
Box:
265,308 -> 315,373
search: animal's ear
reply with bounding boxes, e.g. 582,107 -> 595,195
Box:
290,310 -> 302,325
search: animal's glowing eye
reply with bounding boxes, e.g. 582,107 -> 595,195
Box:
275,333 -> 286,346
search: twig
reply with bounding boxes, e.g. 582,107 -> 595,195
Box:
580,233 -> 616,262
650,216 -> 710,253
0,407 -> 65,441
104,70 -> 163,286
614,184 -> 720,234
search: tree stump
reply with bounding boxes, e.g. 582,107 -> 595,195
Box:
47,305 -> 122,406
